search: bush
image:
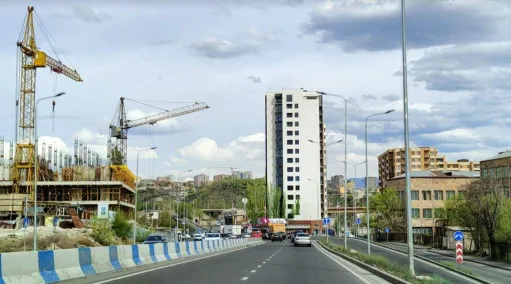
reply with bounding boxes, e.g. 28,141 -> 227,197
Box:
90,219 -> 116,246
111,212 -> 133,240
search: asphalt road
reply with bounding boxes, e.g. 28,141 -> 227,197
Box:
67,240 -> 388,284
378,241 -> 511,284
327,237 -> 488,284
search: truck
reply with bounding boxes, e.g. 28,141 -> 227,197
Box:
268,222 -> 286,239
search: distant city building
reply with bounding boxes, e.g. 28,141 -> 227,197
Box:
193,174 -> 209,188
480,151 -> 511,197
378,147 -> 480,188
156,176 -> 172,183
214,174 -> 231,182
346,177 -> 378,189
232,170 -> 254,180
329,175 -> 344,192
265,88 -> 326,220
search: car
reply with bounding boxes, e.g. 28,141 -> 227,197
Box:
293,233 -> 312,247
192,233 -> 204,241
142,235 -> 168,244
251,231 -> 262,238
242,233 -> 251,238
291,230 -> 304,243
204,232 -> 221,241
271,232 -> 285,242
262,233 -> 269,240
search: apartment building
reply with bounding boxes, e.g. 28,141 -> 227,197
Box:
232,170 -> 254,180
193,174 -> 209,188
265,89 -> 326,220
480,151 -> 511,197
378,147 -> 480,188
329,175 -> 344,192
213,174 -> 231,182
386,170 -> 479,235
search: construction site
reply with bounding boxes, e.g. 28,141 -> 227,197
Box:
0,6 -> 209,231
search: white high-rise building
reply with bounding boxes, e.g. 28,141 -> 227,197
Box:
265,89 -> 326,220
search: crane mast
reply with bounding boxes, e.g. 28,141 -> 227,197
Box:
12,6 -> 82,197
109,97 -> 210,165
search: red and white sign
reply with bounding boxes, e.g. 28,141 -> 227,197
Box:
456,241 -> 463,264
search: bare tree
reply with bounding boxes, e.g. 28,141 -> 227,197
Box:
464,178 -> 504,259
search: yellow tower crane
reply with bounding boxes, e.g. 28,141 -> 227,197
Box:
12,6 -> 82,198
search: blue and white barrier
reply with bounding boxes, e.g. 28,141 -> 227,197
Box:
0,237 -> 262,284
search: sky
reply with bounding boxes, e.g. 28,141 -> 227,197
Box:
1,0 -> 510,181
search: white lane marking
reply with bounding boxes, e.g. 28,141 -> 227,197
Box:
257,265 -> 262,268
251,270 -> 257,273
242,277 -> 249,281
348,239 -> 480,284
90,243 -> 263,284
314,242 -> 372,284
266,258 -> 270,260
262,261 -> 266,264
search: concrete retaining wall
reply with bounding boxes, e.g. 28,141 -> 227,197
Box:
0,237 -> 262,284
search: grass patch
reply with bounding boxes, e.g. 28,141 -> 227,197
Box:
319,240 -> 452,284
439,261 -> 474,276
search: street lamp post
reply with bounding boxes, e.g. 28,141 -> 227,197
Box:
309,139 -> 342,242
343,161 -> 365,237
307,178 -> 319,235
33,92 -> 65,251
133,146 -> 157,244
401,0 -> 415,275
319,92 -> 350,249
176,169 -> 192,240
365,109 -> 394,255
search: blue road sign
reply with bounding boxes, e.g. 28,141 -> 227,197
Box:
323,217 -> 330,225
454,231 -> 464,241
23,217 -> 29,228
53,216 -> 59,227
356,218 -> 361,225
384,228 -> 390,233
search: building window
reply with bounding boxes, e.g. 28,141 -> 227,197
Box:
286,122 -> 293,127
287,195 -> 294,200
286,113 -> 293,118
296,185 -> 300,190
295,176 -> 300,181
446,190 -> 455,200
287,131 -> 293,136
295,167 -> 300,172
295,121 -> 299,126
295,139 -> 299,145
287,176 -> 293,181
287,185 -> 293,191
423,209 -> 433,218
294,103 -> 298,108
287,140 -> 293,145
412,208 -> 420,218
287,167 -> 293,172
295,130 -> 299,135
287,204 -> 293,209
287,149 -> 293,154
434,190 -> 443,200
411,191 -> 419,200
294,113 -> 299,117
286,103 -> 292,109
287,158 -> 293,163
295,149 -> 300,154
295,158 -> 300,163
286,95 -> 293,102
422,190 -> 432,200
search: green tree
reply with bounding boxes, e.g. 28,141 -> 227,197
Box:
496,198 -> 511,242
111,212 -> 133,240
269,186 -> 283,218
294,199 -> 301,216
369,188 -> 405,232
245,179 -> 266,222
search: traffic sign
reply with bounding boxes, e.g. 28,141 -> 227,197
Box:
241,197 -> 248,205
456,241 -> 463,263
323,217 -> 330,225
454,231 -> 464,241
356,218 -> 361,225
384,228 -> 390,233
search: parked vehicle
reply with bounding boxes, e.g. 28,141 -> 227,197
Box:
143,235 -> 168,244
204,232 -> 221,241
251,231 -> 262,238
293,233 -> 312,247
262,233 -> 269,240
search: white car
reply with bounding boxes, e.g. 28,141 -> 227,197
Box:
204,232 -> 221,241
293,233 -> 312,247
192,233 -> 204,241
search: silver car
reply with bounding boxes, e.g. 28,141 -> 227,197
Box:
293,233 -> 312,247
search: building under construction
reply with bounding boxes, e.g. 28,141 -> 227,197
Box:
0,137 -> 136,229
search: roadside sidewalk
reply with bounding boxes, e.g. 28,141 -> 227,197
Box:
378,241 -> 511,272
